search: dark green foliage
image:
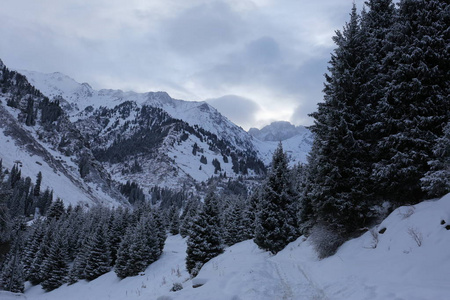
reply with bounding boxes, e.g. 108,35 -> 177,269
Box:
421,122 -> 450,197
186,191 -> 223,277
40,232 -> 69,291
223,197 -> 251,246
254,143 -> 299,254
200,155 -> 207,165
114,215 -> 162,279
78,155 -> 90,179
168,205 -> 180,235
39,97 -> 63,124
372,0 -> 450,205
120,181 -> 145,205
33,172 -> 42,197
0,253 -> 24,293
25,97 -> 36,126
212,158 -> 221,174
179,198 -> 201,238
46,198 -> 65,221
83,225 -> 111,281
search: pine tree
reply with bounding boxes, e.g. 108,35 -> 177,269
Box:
28,221 -> 54,285
421,122 -> 450,197
373,0 -> 450,205
308,5 -> 377,239
33,171 -> 42,197
254,143 -> 298,254
186,191 -> 223,277
40,232 -> 69,291
46,198 -> 65,220
180,198 -> 200,238
168,205 -> 180,235
0,253 -> 24,293
114,217 -> 156,279
0,218 -> 26,292
223,197 -> 247,246
22,219 -> 45,279
83,225 -> 111,281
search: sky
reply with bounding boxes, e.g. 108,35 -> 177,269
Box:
0,0 -> 367,130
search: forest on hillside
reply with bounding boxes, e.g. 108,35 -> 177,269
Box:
0,0 -> 448,294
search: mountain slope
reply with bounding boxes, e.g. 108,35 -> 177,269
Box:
13,193 -> 450,300
0,61 -> 124,207
250,121 -> 313,166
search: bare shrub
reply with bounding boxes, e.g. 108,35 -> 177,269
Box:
171,283 -> 183,292
408,227 -> 423,247
309,224 -> 345,259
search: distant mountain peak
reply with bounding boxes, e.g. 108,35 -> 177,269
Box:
248,121 -> 308,142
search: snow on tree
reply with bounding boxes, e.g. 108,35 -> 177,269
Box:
421,122 -> 450,197
0,253 -> 24,293
168,205 -> 180,235
308,4 -> 377,239
40,230 -> 69,291
83,224 -> 111,281
254,142 -> 299,254
186,191 -> 224,277
180,198 -> 201,238
373,0 -> 450,205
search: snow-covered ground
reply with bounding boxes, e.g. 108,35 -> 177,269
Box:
7,193 -> 449,300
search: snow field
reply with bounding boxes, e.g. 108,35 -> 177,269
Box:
16,193 -> 450,300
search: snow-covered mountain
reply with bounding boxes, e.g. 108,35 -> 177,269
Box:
250,121 -> 313,166
7,193 -> 449,300
18,69 -> 312,191
0,63 -> 125,207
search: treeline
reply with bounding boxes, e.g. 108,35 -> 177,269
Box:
303,0 -> 449,255
0,200 -> 167,293
0,162 -> 53,243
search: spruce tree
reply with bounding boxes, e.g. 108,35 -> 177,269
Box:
40,232 -> 69,291
168,205 -> 180,235
186,191 -> 223,277
0,253 -> 24,293
254,143 -> 298,254
33,171 -> 42,197
421,122 -> 450,197
83,225 -> 111,281
373,0 -> 450,205
308,4 -> 376,238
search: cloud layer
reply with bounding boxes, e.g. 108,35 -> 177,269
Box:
0,0 -> 367,130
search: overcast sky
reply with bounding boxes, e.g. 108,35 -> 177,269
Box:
0,0 -> 367,130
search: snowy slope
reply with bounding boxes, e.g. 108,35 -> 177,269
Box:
249,121 -> 313,166
19,70 -> 253,152
19,70 -> 312,167
0,99 -> 122,207
13,193 -> 450,300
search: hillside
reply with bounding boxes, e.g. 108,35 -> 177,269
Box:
18,69 -> 312,190
5,193 -> 448,300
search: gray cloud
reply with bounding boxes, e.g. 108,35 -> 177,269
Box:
164,1 -> 244,55
206,95 -> 261,130
0,0 -> 369,129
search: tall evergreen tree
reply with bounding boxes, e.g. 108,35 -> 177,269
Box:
168,205 -> 180,235
186,191 -> 223,277
83,225 -> 111,281
373,0 -> 450,205
0,253 -> 24,293
33,171 -> 42,197
308,5 -> 374,238
254,143 -> 298,254
40,231 -> 69,291
421,121 -> 450,197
